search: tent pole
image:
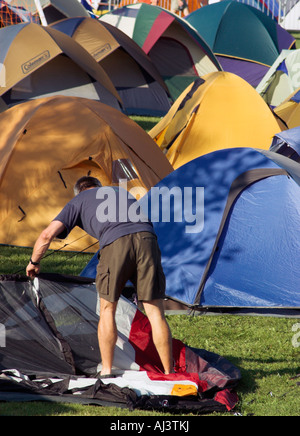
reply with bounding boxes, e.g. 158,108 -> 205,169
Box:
33,0 -> 47,26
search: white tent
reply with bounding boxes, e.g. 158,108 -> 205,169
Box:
256,49 -> 300,107
281,1 -> 300,31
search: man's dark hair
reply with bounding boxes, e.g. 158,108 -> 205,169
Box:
74,176 -> 102,195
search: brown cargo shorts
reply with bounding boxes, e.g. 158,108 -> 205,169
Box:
96,232 -> 166,303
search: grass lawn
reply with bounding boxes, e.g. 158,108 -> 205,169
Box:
0,246 -> 299,416
0,116 -> 299,416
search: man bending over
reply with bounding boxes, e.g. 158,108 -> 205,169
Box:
26,176 -> 173,376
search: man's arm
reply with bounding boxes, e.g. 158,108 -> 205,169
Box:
26,220 -> 66,278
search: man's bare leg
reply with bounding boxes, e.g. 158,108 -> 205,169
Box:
143,299 -> 173,374
98,299 -> 118,376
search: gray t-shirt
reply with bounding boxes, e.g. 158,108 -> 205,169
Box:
54,187 -> 154,249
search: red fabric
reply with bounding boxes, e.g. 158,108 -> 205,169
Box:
128,308 -> 207,391
142,11 -> 175,54
128,306 -> 195,374
128,305 -> 239,410
128,307 -> 164,373
214,389 -> 239,411
147,371 -> 208,393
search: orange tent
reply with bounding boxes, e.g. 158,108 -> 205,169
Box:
0,96 -> 173,252
274,88 -> 300,129
149,72 -> 285,169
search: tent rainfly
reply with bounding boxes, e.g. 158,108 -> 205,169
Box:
82,148 -> 300,315
274,88 -> 300,129
149,72 -> 285,169
0,95 -> 173,252
100,3 -> 222,101
186,1 -> 296,87
256,49 -> 300,108
270,126 -> 300,163
0,22 -> 121,110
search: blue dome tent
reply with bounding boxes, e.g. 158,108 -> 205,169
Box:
81,148 -> 300,314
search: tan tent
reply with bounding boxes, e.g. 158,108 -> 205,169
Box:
149,72 -> 285,169
0,22 -> 121,109
50,17 -> 171,116
0,96 -> 173,252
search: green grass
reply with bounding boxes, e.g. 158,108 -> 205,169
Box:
291,32 -> 300,49
131,115 -> 162,132
0,246 -> 299,416
170,315 -> 299,417
0,245 -> 93,277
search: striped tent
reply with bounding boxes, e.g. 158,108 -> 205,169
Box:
100,3 -> 222,101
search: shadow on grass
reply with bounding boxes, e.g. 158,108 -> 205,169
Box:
225,354 -> 299,395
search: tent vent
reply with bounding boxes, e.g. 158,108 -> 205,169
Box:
18,206 -> 26,222
58,171 -> 67,189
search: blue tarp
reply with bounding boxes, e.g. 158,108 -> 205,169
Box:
81,148 -> 300,309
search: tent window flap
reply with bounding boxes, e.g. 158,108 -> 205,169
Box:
112,159 -> 138,183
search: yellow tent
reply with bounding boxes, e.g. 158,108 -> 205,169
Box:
274,88 -> 300,129
0,96 -> 173,252
149,72 -> 285,169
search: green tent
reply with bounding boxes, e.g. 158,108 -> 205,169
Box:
100,3 -> 221,101
186,1 -> 296,87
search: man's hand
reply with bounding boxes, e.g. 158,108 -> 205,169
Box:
25,220 -> 66,279
26,262 -> 40,279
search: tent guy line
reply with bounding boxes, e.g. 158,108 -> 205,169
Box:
12,237 -> 98,275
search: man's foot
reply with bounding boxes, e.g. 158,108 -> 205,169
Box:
95,371 -> 117,379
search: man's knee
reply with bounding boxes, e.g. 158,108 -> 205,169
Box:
143,299 -> 166,321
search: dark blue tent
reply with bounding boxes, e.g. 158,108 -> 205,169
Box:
81,148 -> 300,312
270,127 -> 300,163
